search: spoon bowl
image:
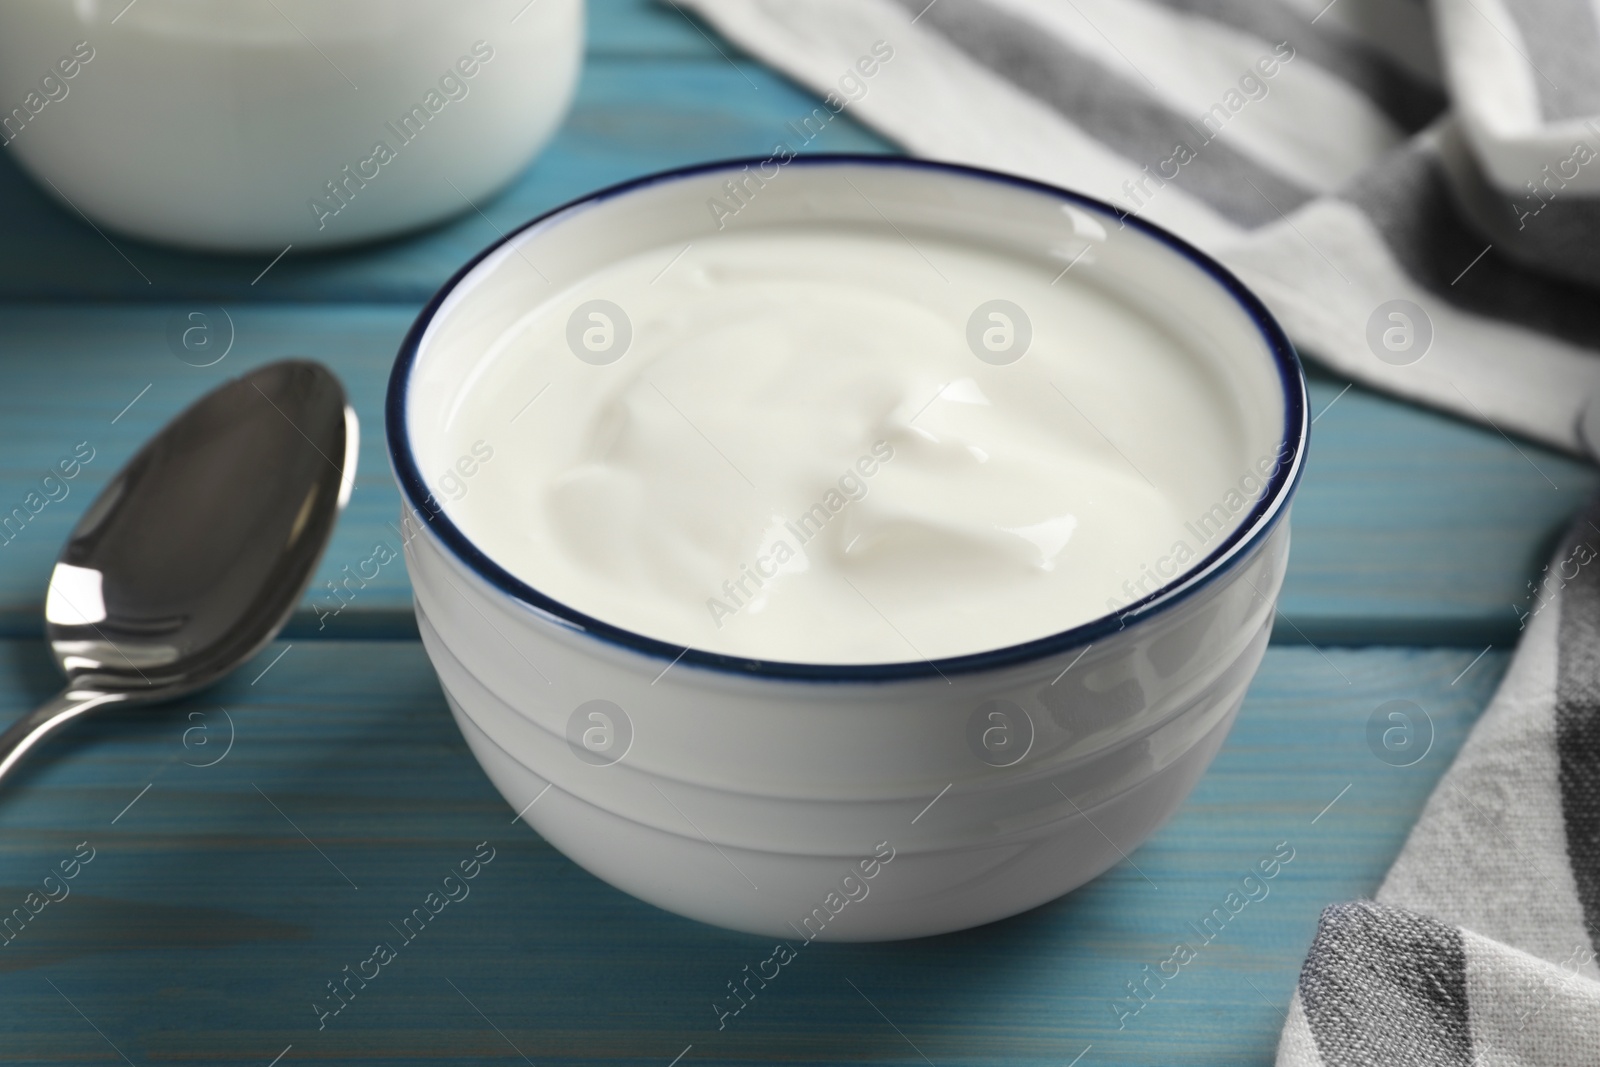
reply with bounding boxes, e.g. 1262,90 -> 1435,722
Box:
0,360 -> 356,784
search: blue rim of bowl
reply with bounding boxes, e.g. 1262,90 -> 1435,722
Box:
387,153 -> 1308,683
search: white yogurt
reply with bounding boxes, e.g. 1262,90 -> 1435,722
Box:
428,225 -> 1263,664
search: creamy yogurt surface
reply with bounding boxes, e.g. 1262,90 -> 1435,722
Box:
424,225 -> 1262,664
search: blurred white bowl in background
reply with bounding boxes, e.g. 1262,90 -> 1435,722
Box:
0,0 -> 582,252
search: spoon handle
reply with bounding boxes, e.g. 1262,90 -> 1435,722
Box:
0,690 -> 128,787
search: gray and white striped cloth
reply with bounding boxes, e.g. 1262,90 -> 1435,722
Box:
674,0 -> 1600,454
671,1 -> 1600,1061
1278,497 -> 1600,1065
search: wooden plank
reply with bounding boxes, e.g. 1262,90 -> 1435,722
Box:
0,59 -> 893,306
1280,366 -> 1594,645
0,641 -> 1508,1064
0,304 -> 1588,644
588,0 -> 721,58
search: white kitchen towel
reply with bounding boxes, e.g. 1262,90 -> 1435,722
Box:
669,0 -> 1600,454
1275,500 -> 1600,1065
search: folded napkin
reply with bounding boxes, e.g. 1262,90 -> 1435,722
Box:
1278,499 -> 1600,1064
672,0 -> 1600,453
670,1 -> 1600,1061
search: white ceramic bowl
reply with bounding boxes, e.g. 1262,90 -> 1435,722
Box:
0,0 -> 582,252
387,157 -> 1308,941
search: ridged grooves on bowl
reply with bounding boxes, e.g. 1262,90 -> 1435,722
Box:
413,539 -> 1276,857
450,685 -> 1246,940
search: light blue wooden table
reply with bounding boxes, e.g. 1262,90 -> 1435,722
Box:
0,2 -> 1587,1064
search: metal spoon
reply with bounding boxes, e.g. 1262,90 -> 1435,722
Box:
0,360 -> 357,786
